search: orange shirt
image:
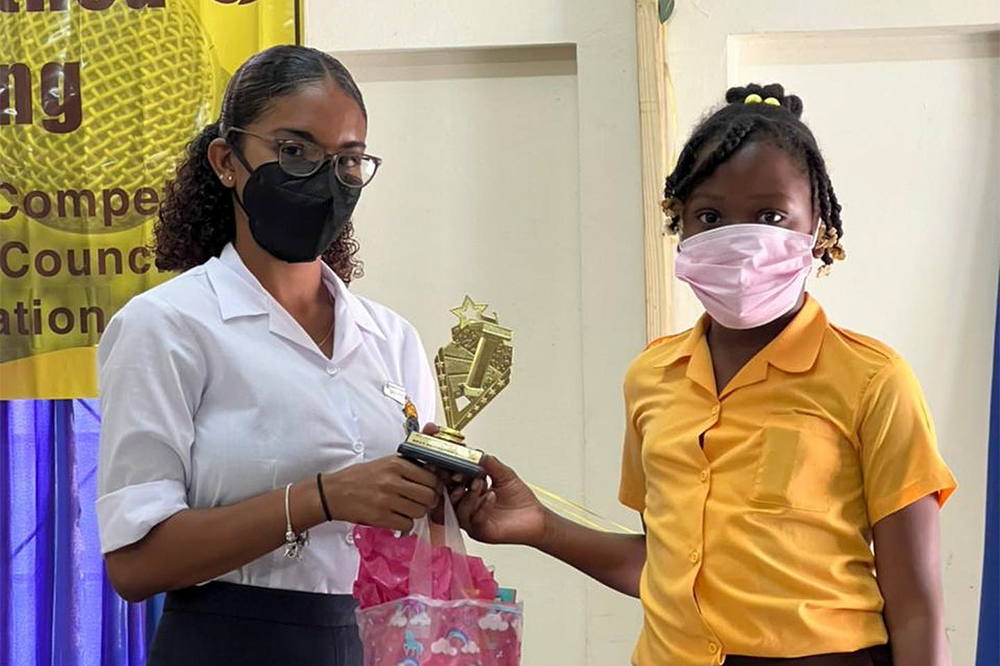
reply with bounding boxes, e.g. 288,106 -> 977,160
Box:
619,296 -> 956,666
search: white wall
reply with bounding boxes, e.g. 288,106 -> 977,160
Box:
306,4 -> 646,665
667,4 -> 1000,665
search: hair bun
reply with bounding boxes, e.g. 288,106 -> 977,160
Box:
725,83 -> 804,119
724,85 -> 752,104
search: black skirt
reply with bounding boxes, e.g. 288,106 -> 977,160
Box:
146,581 -> 363,666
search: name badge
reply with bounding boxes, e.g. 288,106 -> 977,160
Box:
382,381 -> 407,405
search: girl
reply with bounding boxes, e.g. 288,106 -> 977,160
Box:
97,46 -> 441,666
455,84 -> 957,666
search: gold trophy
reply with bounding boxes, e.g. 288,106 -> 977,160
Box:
398,296 -> 513,480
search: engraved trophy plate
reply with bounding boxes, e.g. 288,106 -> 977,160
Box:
397,296 -> 512,479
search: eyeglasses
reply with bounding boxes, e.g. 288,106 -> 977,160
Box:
227,127 -> 382,189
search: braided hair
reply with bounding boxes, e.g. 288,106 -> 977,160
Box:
663,83 -> 845,272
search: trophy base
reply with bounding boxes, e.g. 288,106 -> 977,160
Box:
398,431 -> 484,480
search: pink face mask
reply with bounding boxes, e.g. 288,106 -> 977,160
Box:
674,223 -> 816,330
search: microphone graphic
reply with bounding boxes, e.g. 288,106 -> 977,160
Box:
0,0 -> 222,234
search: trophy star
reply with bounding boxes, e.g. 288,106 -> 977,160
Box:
450,295 -> 488,329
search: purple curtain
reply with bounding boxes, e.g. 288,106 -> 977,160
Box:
0,399 -> 160,666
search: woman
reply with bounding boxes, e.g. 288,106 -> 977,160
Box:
96,46 -> 440,665
455,84 -> 957,666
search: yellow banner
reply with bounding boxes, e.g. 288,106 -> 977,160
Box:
0,0 -> 301,399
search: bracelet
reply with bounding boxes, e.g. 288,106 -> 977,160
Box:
283,482 -> 309,559
316,473 -> 333,522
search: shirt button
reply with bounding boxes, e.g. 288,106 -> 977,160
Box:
353,440 -> 364,453
690,550 -> 701,564
345,533 -> 356,546
700,470 -> 709,482
708,642 -> 719,654
710,405 -> 719,415
326,366 -> 339,376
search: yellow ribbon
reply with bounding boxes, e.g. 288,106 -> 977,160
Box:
527,483 -> 642,534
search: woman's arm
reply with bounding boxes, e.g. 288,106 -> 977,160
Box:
873,494 -> 951,666
455,456 -> 646,598
106,456 -> 440,602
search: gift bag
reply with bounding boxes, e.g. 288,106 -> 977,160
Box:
354,497 -> 523,666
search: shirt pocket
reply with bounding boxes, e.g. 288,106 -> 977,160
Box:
750,413 -> 844,513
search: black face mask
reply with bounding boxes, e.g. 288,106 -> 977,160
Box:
232,153 -> 361,263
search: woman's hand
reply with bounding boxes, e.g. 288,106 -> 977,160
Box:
322,456 -> 440,532
453,456 -> 548,547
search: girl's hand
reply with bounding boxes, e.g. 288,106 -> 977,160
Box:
454,456 -> 548,547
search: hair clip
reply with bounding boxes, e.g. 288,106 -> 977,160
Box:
661,197 -> 681,219
744,93 -> 782,107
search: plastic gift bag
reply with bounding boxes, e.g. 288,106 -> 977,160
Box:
354,498 -> 523,665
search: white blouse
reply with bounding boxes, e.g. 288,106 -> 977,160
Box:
96,243 -> 436,594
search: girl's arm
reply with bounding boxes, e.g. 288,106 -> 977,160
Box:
454,456 -> 646,598
873,494 -> 951,666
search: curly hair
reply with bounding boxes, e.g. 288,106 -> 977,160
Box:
663,83 -> 845,273
154,45 -> 366,283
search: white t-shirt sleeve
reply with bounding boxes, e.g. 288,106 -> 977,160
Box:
96,295 -> 205,554
401,323 -> 437,428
